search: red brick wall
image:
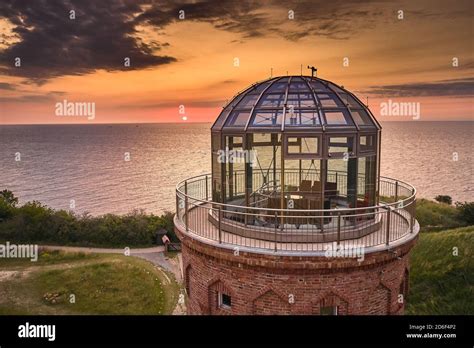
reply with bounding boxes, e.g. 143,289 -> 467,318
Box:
177,227 -> 416,315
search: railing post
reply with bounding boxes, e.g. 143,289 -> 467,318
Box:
176,190 -> 179,219
337,213 -> 341,246
205,175 -> 209,201
395,181 -> 399,203
218,207 -> 222,244
274,212 -> 278,252
184,181 -> 189,232
385,207 -> 391,246
320,211 -> 324,238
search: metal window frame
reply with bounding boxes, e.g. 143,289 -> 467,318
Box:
283,134 -> 322,159
326,134 -> 357,159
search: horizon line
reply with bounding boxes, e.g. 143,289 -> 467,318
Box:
1,120 -> 473,126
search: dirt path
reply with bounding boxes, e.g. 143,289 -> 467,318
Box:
40,245 -> 165,254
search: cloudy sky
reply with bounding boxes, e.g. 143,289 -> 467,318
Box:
0,0 -> 472,124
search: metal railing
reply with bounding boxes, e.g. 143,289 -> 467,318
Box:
175,172 -> 417,253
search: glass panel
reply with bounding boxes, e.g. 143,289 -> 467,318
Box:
327,82 -> 346,94
285,110 -> 320,126
284,159 -> 322,200
224,136 -> 245,204
317,93 -> 345,107
357,156 -> 377,207
327,158 -> 357,209
309,81 -> 331,92
225,110 -> 251,127
251,110 -> 283,126
258,93 -> 286,107
359,134 -> 376,152
267,82 -> 287,92
337,92 -> 364,108
324,111 -> 352,125
287,137 -> 319,155
289,82 -> 310,92
250,81 -> 271,93
212,107 -> 231,130
212,152 -> 222,203
248,133 -> 281,207
328,136 -> 355,155
236,93 -> 259,109
350,109 -> 374,127
286,93 -> 316,108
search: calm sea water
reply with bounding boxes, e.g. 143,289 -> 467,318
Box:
0,122 -> 472,215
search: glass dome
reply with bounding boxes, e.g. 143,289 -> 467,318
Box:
212,75 -> 380,132
211,75 -> 382,215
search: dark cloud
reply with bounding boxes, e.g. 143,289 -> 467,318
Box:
0,0 -> 472,84
0,91 -> 64,103
0,82 -> 15,90
361,78 -> 474,98
0,0 -> 176,83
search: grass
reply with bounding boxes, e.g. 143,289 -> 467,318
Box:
415,199 -> 464,231
407,226 -> 474,315
0,251 -> 180,315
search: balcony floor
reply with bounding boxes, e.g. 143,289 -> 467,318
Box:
176,203 -> 418,255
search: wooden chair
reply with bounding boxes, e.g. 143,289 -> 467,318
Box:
312,180 -> 322,193
325,182 -> 338,199
299,180 -> 312,193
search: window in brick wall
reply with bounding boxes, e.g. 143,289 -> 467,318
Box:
320,306 -> 338,315
218,292 -> 232,309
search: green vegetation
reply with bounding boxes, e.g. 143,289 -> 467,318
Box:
416,199 -> 472,232
0,190 -> 177,247
1,189 -> 472,315
408,197 -> 473,314
407,226 -> 473,315
434,195 -> 452,205
455,201 -> 474,225
0,250 -> 180,315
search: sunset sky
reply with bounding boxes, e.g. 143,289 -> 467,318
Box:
0,0 -> 472,124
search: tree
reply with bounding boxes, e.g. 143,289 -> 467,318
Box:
0,190 -> 19,207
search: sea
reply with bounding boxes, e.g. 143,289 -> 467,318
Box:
0,122 -> 472,215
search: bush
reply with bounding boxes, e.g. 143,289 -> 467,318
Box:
415,199 -> 461,231
455,201 -> 474,225
434,195 -> 452,205
0,190 -> 18,220
0,190 -> 18,207
0,191 -> 177,247
0,198 -> 15,220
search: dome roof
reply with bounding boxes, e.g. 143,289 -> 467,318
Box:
212,76 -> 380,132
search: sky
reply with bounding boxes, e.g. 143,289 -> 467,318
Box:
0,0 -> 472,124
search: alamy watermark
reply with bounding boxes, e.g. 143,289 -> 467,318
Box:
18,322 -> 55,341
324,242 -> 365,262
0,242 -> 38,262
55,99 -> 95,120
380,99 -> 420,120
217,147 -> 257,167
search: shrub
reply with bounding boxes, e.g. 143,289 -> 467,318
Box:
434,195 -> 452,205
455,201 -> 474,225
0,190 -> 19,221
415,199 -> 461,231
0,191 -> 177,247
